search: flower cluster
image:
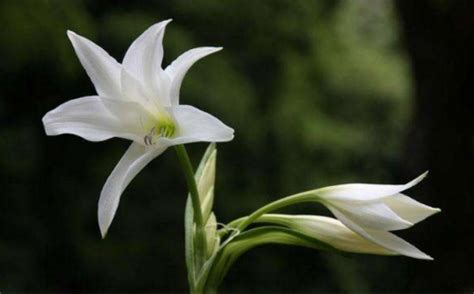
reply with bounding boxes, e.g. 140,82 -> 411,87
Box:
43,20 -> 440,292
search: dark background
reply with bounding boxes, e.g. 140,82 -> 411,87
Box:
0,0 -> 472,292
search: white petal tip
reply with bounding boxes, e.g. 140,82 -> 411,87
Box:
405,171 -> 429,190
226,128 -> 235,141
404,220 -> 415,228
201,47 -> 223,55
418,254 -> 434,261
99,222 -> 109,239
98,207 -> 111,239
149,19 -> 173,32
418,171 -> 429,180
416,171 -> 429,181
66,30 -> 77,39
211,47 -> 223,53
430,207 -> 442,215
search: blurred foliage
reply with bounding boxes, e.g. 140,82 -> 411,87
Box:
0,0 -> 422,292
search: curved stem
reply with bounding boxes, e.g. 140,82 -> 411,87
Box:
233,191 -> 315,232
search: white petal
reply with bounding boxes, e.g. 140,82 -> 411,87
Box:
329,206 -> 433,260
383,194 -> 441,224
160,105 -> 234,145
327,201 -> 413,231
315,172 -> 428,201
42,96 -> 151,143
98,142 -> 167,237
67,31 -> 122,99
120,68 -> 160,113
259,214 -> 395,255
165,47 -> 222,105
366,229 -> 433,260
122,20 -> 172,105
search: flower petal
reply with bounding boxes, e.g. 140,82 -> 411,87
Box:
98,142 -> 167,237
327,200 -> 413,231
120,68 -> 160,113
42,96 -> 151,143
315,172 -> 428,201
165,47 -> 222,105
383,194 -> 441,224
67,31 -> 122,99
122,20 -> 172,105
328,206 -> 433,260
258,214 -> 395,255
161,105 -> 234,145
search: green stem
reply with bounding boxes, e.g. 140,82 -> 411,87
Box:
175,145 -> 204,226
232,192 -> 315,232
175,145 -> 207,274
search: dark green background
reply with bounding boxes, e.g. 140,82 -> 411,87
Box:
0,0 -> 472,292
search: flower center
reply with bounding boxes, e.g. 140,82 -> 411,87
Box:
143,113 -> 177,145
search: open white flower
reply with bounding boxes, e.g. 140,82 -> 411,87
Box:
313,172 -> 440,259
42,20 -> 234,237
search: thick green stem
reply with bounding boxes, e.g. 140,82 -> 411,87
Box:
175,145 -> 208,275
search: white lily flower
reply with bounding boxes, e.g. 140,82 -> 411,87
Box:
42,20 -> 234,237
313,172 -> 440,259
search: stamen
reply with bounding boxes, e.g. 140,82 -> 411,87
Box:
143,127 -> 156,146
143,114 -> 176,146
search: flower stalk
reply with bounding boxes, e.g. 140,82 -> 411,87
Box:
174,145 -> 208,272
231,192 -> 315,231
